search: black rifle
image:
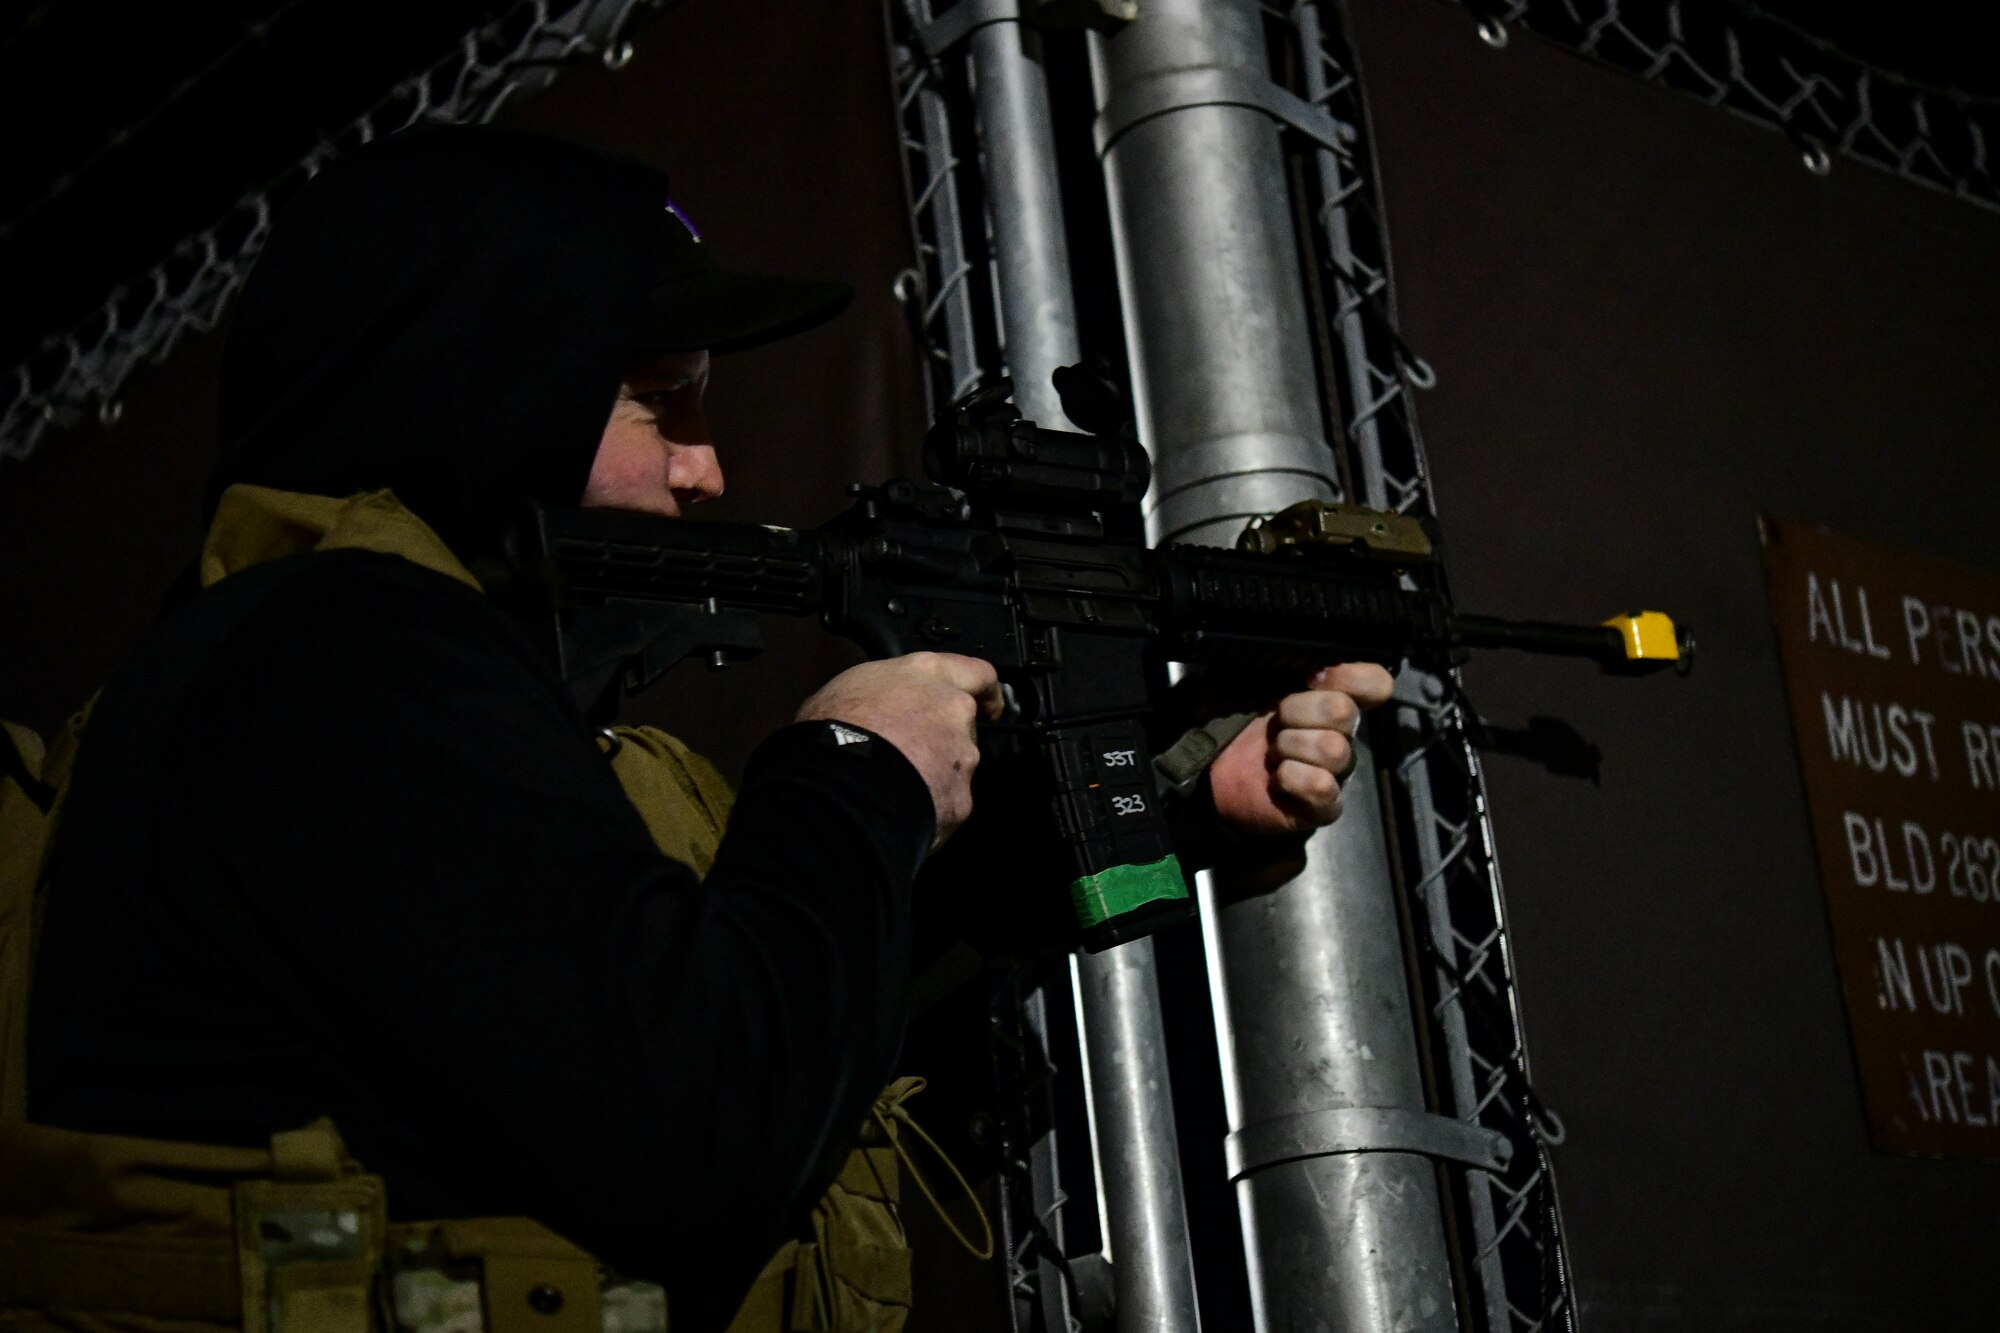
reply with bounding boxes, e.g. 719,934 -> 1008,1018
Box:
524,382 -> 1689,952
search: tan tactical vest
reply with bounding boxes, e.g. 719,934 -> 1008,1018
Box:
0,486 -> 986,1333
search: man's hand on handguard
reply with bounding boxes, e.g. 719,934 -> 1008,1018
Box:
796,652 -> 1005,849
1207,662 -> 1397,837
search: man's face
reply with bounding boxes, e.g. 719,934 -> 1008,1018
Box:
582,350 -> 722,518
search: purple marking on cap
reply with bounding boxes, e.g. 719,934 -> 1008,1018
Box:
665,199 -> 702,242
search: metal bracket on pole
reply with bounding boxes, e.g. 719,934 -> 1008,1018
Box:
917,0 -> 1021,57
1224,1106 -> 1514,1183
920,0 -> 1135,51
1093,64 -> 1357,157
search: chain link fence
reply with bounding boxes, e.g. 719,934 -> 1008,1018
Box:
1277,2 -> 2000,1327
885,17 -> 1085,1330
1,0 -> 669,465
1279,2 -> 1579,1328
892,0 -> 1583,1326
892,0 -> 1593,1325
1443,0 -> 2000,210
887,1 -> 994,417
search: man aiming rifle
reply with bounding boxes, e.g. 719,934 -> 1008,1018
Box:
0,127 -> 1385,1332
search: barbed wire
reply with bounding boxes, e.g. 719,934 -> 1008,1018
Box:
0,0 -> 668,465
1444,0 -> 2000,209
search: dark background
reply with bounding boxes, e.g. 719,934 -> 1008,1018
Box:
6,0 -> 2000,1327
0,0 -> 928,757
1350,1 -> 2000,1326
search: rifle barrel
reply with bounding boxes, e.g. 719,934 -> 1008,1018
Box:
1449,612 -> 1628,667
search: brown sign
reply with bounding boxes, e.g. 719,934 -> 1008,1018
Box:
1763,516 -> 2000,1159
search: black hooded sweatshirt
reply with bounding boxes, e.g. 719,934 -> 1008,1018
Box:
27,128 -> 933,1330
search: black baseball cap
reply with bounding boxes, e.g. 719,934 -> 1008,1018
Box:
639,196 -> 853,355
214,126 -> 862,561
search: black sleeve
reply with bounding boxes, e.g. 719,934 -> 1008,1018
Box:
167,558 -> 933,1325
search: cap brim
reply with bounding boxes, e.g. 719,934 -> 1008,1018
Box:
640,267 -> 854,356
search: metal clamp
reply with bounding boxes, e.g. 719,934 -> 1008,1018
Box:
1094,64 -> 1358,157
917,0 -> 1022,57
1224,1106 -> 1513,1183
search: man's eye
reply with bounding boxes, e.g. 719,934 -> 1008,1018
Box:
642,380 -> 697,401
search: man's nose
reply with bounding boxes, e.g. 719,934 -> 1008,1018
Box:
668,442 -> 725,507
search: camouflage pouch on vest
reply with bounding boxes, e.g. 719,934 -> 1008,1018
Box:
1,705 -> 89,1125
597,727 -> 735,879
234,1122 -> 388,1333
381,1217 -> 666,1333
729,1077 -> 993,1333
788,1085 -> 915,1333
0,1116 -> 672,1333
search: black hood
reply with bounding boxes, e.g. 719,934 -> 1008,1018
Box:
211,126 -> 846,567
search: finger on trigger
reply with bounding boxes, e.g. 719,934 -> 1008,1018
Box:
930,652 -> 1005,717
1310,661 -> 1395,709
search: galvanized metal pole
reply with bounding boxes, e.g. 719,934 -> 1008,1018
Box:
1068,939 -> 1200,1332
1288,9 -> 1509,1325
969,17 -> 1077,430
965,16 -> 1203,1331
1090,3 -> 1459,1328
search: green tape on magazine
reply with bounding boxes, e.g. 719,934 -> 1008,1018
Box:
1069,856 -> 1188,929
